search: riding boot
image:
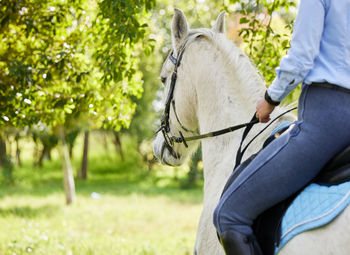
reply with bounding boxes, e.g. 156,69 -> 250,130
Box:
220,230 -> 263,255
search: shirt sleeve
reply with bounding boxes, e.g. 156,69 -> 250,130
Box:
267,0 -> 326,102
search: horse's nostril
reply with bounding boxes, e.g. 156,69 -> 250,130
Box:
162,156 -> 174,166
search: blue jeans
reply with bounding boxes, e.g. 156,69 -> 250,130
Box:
213,85 -> 350,236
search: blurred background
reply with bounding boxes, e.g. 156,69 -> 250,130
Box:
0,0 -> 298,254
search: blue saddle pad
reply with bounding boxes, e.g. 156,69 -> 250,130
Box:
275,181 -> 350,254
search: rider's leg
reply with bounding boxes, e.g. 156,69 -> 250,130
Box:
213,85 -> 350,254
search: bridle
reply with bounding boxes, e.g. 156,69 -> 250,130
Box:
156,34 -> 259,159
157,39 -> 189,159
156,33 -> 297,162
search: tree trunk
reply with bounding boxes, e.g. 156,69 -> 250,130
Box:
15,135 -> 21,167
7,135 -> 12,159
59,129 -> 75,205
81,130 -> 89,180
0,136 -> 6,166
0,134 -> 13,183
103,133 -> 109,152
113,132 -> 124,161
32,136 -> 39,167
38,144 -> 50,167
69,144 -> 73,159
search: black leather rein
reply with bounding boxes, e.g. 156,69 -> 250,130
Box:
171,118 -> 259,147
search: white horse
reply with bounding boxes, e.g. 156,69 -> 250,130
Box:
153,9 -> 350,255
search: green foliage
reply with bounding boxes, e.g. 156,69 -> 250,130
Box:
95,0 -> 156,84
92,0 -> 157,132
126,52 -> 162,143
232,0 -> 296,82
227,0 -> 298,101
0,0 -> 92,129
0,0 -> 299,139
0,0 -> 156,133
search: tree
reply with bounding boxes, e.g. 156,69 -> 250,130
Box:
80,130 -> 89,179
0,0 -> 156,203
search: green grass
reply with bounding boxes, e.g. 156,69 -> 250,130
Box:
0,134 -> 204,255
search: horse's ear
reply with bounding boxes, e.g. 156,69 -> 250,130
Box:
212,11 -> 225,34
171,8 -> 189,51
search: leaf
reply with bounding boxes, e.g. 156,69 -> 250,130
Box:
240,17 -> 250,24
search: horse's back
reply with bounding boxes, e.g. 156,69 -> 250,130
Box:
278,205 -> 350,255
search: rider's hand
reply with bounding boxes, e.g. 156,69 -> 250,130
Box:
256,99 -> 275,123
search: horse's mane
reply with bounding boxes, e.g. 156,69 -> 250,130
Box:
183,27 -> 295,127
186,27 -> 266,105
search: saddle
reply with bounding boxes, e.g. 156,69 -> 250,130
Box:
254,144 -> 350,255
221,124 -> 350,255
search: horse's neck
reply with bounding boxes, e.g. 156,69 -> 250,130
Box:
194,43 -> 264,131
191,38 -> 293,203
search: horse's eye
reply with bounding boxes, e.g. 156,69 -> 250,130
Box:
161,76 -> 167,84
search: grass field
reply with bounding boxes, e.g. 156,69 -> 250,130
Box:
0,134 -> 204,255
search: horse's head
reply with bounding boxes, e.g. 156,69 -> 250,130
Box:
153,9 -> 226,166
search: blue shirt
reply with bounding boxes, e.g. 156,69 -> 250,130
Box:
267,0 -> 350,102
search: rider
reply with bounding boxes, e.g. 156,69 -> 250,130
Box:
213,0 -> 350,254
